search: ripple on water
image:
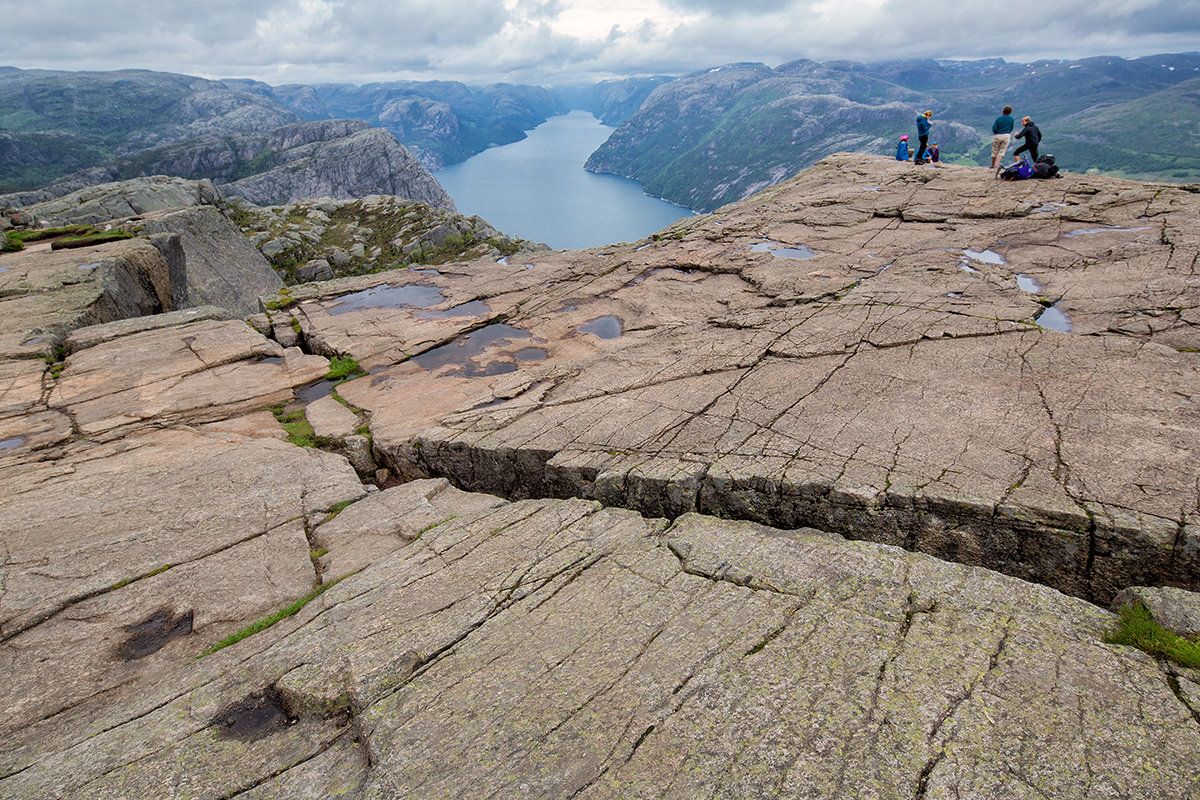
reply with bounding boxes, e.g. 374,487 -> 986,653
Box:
577,316 -> 623,339
326,284 -> 445,315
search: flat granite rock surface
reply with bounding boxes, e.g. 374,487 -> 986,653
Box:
2,154 -> 1199,798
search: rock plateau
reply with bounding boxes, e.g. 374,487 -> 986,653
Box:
1,154 -> 1198,799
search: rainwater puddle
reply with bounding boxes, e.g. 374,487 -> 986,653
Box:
959,263 -> 980,275
415,300 -> 491,320
410,268 -> 440,276
296,379 -> 336,403
577,316 -> 623,339
257,356 -> 284,365
1033,202 -> 1068,213
1035,305 -> 1072,333
751,241 -> 817,259
1016,274 -> 1042,293
0,266 -> 14,274
963,249 -> 1007,265
947,292 -> 964,298
515,347 -> 548,361
1063,226 -> 1149,238
327,283 -> 444,315
497,257 -> 509,265
21,337 -> 44,347
554,304 -> 577,314
0,436 -> 26,450
413,324 -> 531,377
635,243 -> 652,251
75,261 -> 103,270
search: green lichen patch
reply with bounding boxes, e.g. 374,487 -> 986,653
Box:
197,574 -> 352,658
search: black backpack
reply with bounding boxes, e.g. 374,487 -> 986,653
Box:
1035,154 -> 1056,166
1033,162 -> 1060,179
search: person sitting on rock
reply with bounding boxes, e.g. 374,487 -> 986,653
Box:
928,142 -> 940,163
895,135 -> 912,161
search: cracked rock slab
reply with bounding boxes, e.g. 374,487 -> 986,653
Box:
3,492 -> 1197,799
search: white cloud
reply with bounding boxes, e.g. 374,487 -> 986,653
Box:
2,0 -> 1198,85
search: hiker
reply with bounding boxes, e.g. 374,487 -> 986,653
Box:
895,135 -> 912,161
928,142 -> 940,163
1012,116 -> 1041,165
990,105 -> 1015,168
914,110 -> 933,164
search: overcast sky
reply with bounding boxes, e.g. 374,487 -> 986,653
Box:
6,0 -> 1200,86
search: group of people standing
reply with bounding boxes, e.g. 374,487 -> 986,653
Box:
990,106 -> 1041,168
893,106 -> 1043,169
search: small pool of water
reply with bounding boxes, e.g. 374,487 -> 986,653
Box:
751,241 -> 818,259
415,300 -> 491,320
296,379 -> 337,403
413,324 -> 532,377
577,316 -> 623,339
75,261 -> 104,270
0,436 -> 26,450
1016,274 -> 1042,293
963,249 -> 1007,265
21,337 -> 44,347
1035,305 -> 1072,333
327,283 -> 444,315
514,347 -> 548,361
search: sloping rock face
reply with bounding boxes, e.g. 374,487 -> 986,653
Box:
219,128 -> 457,212
2,154 -> 1199,798
16,175 -> 220,226
130,205 -> 283,316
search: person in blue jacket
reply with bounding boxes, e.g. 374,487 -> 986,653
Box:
914,110 -> 933,164
895,135 -> 911,161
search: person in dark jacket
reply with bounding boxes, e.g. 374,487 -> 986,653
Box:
990,105 -> 1015,168
1012,116 -> 1041,165
914,110 -> 933,164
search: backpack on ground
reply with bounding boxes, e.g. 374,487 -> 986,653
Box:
998,161 -> 1036,181
1035,154 -> 1056,166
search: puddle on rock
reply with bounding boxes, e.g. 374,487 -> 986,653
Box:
1035,305 -> 1072,333
750,241 -> 818,259
327,283 -> 444,315
116,608 -> 194,660
963,249 -> 1007,265
1063,226 -> 1149,238
21,337 -> 44,347
959,263 -> 980,275
75,261 -> 104,270
496,257 -> 509,265
0,436 -> 27,450
1016,274 -> 1042,293
296,379 -> 336,403
554,304 -> 577,314
413,324 -> 532,377
1033,202 -> 1068,213
257,356 -> 285,365
0,266 -> 14,274
577,316 -> 623,340
415,299 -> 491,320
514,347 -> 548,361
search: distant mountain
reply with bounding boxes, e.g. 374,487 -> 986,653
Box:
586,55 -> 1200,211
0,68 -> 298,192
226,79 -> 566,170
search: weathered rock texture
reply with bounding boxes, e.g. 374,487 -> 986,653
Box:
220,128 -> 457,212
264,154 -> 1199,605
18,175 -> 220,226
2,154 -> 1199,798
130,205 -> 283,316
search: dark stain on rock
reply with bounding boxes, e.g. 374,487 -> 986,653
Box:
115,608 -> 194,660
210,689 -> 295,742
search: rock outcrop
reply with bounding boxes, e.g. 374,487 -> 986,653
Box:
129,205 -> 283,316
2,154 -> 1198,798
219,127 -> 456,211
16,175 -> 220,226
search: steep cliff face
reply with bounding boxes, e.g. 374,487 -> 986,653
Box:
218,127 -> 456,211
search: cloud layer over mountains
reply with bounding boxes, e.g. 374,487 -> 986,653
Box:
6,0 -> 1200,84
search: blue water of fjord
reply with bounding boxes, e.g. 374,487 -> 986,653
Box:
436,110 -> 694,250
